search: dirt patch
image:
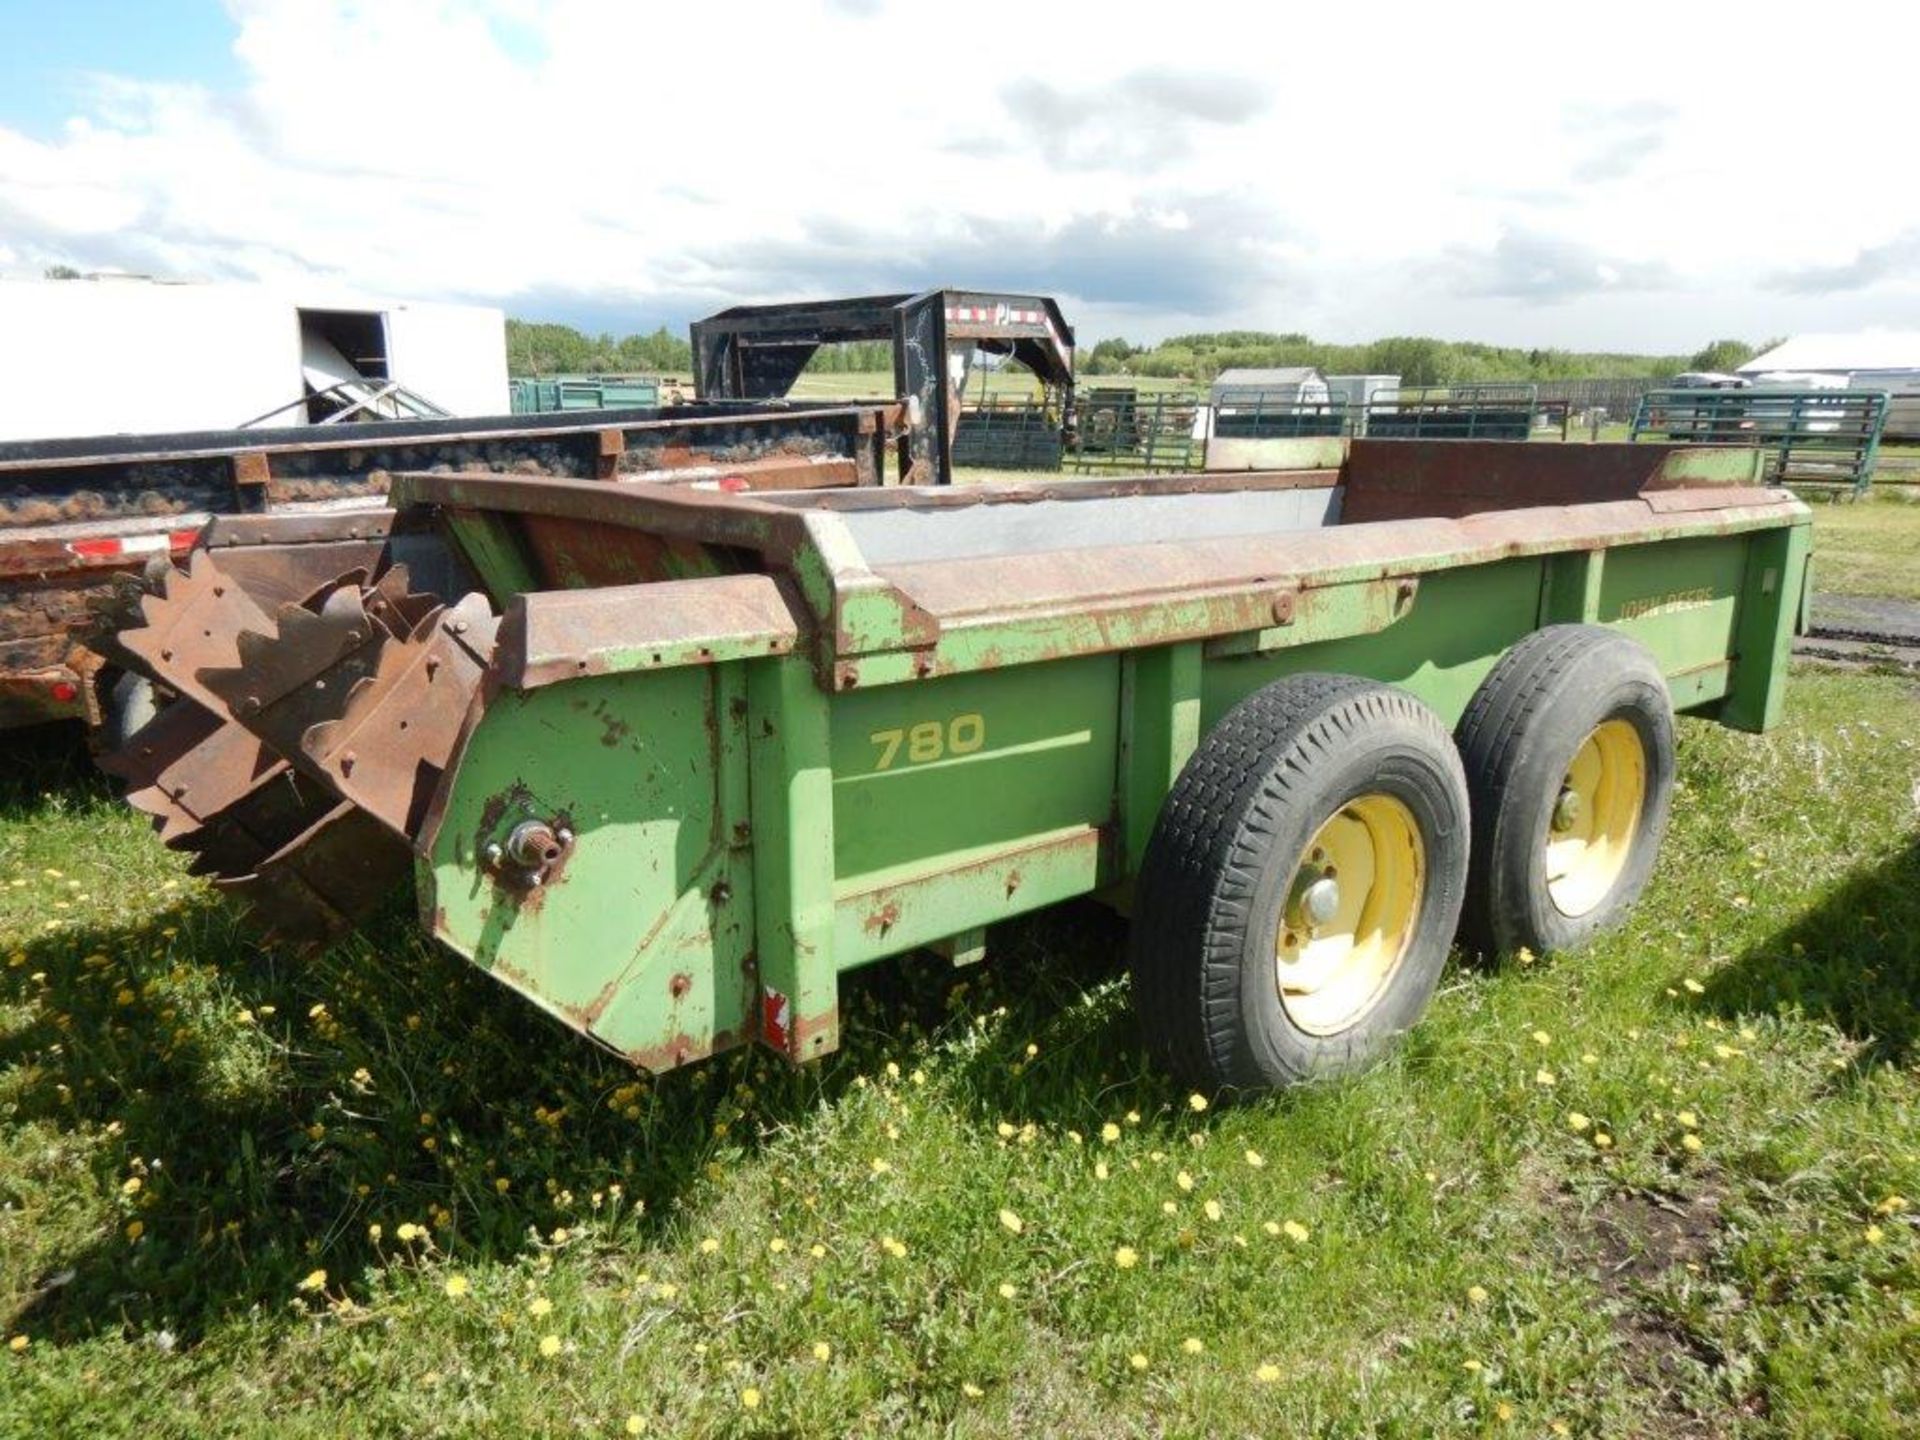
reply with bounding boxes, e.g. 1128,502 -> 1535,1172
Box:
1551,1181 -> 1763,1435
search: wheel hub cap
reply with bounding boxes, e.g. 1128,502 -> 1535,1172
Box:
1544,718 -> 1647,919
1275,794 -> 1425,1036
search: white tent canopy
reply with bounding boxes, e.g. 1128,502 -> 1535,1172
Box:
1738,333 -> 1920,377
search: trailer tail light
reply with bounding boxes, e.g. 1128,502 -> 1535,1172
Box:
50,680 -> 78,703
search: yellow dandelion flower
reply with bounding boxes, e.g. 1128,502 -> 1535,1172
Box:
298,1269 -> 327,1292
1161,1201 -> 1178,1216
121,1176 -> 142,1197
1593,1132 -> 1614,1149
1566,1112 -> 1591,1133
812,1340 -> 831,1361
655,1282 -> 678,1299
1188,1093 -> 1209,1113
495,1177 -> 511,1194
1467,1285 -> 1489,1304
444,1275 -> 469,1298
1875,1195 -> 1908,1217
1203,1199 -> 1224,1222
1681,1134 -> 1703,1153
1263,1220 -> 1282,1237
995,1121 -> 1016,1139
1676,1110 -> 1699,1129
962,1382 -> 985,1398
551,1227 -> 570,1243
1255,1362 -> 1281,1384
528,1296 -> 553,1317
885,1061 -> 901,1079
1113,1245 -> 1139,1269
1128,1352 -> 1149,1371
1865,1225 -> 1885,1245
809,1244 -> 826,1259
1282,1220 -> 1310,1243
8,1336 -> 27,1353
1464,1358 -> 1483,1373
1100,1122 -> 1121,1143
997,1282 -> 1018,1300
538,1334 -> 561,1357
1126,1110 -> 1141,1125
396,1222 -> 422,1242
768,1237 -> 788,1253
1182,1337 -> 1204,1354
870,1158 -> 892,1176
699,1237 -> 720,1255
1496,1401 -> 1515,1421
741,1386 -> 762,1410
1535,1069 -> 1557,1088
368,1223 -> 382,1241
125,1220 -> 143,1241
625,1417 -> 646,1436
1176,1170 -> 1195,1192
1683,978 -> 1705,994
882,1236 -> 907,1258
1516,946 -> 1536,964
1531,1030 -> 1551,1046
1244,1149 -> 1265,1168
998,1208 -> 1024,1235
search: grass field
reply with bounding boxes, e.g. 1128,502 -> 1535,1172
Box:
1808,492 -> 1920,600
2,662 -> 1917,1436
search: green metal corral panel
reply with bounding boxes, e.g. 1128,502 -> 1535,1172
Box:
422,666 -> 756,1069
827,655 -> 1120,884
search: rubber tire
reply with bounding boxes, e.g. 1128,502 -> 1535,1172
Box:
1129,674 -> 1471,1093
1455,625 -> 1675,958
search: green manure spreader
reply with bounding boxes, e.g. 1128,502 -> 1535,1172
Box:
94,438 -> 1809,1092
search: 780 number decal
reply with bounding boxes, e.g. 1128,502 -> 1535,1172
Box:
869,713 -> 986,771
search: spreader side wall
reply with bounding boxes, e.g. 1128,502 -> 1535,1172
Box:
1198,526 -> 1789,734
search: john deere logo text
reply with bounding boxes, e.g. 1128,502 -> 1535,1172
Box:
1617,588 -> 1713,621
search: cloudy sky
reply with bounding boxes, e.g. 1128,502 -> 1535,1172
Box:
2,0 -> 1917,351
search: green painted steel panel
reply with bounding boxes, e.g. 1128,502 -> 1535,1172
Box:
827,655 -> 1120,885
833,825 -> 1103,965
1595,536 -> 1745,678
1200,560 -> 1542,730
423,667 -> 755,1066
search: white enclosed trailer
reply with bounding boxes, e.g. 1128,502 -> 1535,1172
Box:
0,278 -> 509,442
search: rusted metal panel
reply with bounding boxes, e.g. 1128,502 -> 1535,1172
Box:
214,800 -> 412,947
1340,440 -> 1764,523
513,512 -> 740,590
298,593 -> 501,839
498,574 -> 804,689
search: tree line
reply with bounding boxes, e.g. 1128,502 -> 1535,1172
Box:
504,320 -> 693,376
1081,335 -> 1759,386
506,315 -> 1758,386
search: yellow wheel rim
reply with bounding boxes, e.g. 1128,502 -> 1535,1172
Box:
1545,718 -> 1646,918
1274,794 -> 1425,1036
